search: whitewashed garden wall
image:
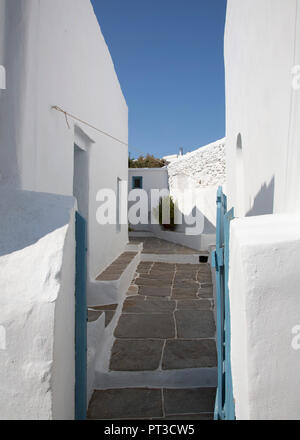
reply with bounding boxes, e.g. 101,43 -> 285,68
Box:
168,139 -> 226,235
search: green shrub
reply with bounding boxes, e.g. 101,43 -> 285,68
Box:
129,154 -> 166,168
157,196 -> 177,231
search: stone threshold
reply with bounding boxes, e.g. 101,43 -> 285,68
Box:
94,368 -> 217,392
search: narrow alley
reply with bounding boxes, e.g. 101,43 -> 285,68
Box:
87,238 -> 217,420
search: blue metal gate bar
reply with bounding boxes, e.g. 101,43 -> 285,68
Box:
212,187 -> 235,420
224,208 -> 235,419
213,187 -> 226,419
75,212 -> 87,420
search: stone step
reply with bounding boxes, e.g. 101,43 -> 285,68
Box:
87,387 -> 216,420
114,300 -> 216,340
94,367 -> 217,390
96,252 -> 138,281
88,249 -> 140,306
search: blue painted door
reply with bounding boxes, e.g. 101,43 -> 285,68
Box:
75,212 -> 87,420
212,187 -> 235,420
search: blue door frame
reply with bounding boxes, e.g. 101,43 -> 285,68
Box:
75,212 -> 87,420
212,187 -> 235,420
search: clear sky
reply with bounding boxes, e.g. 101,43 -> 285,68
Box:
91,0 -> 227,159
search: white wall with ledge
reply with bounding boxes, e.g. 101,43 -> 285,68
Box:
149,224 -> 215,253
0,0 -> 128,282
225,0 -> 300,420
225,0 -> 300,217
0,188 -> 76,420
229,214 -> 300,420
0,0 -> 129,418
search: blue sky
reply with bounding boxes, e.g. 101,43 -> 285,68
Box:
91,0 -> 227,158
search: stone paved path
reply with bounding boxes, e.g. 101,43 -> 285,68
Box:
88,259 -> 217,420
88,388 -> 215,420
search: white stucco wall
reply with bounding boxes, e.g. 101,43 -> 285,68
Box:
128,168 -> 169,195
0,189 -> 76,420
128,168 -> 169,230
225,0 -> 300,217
0,0 -> 128,278
0,0 -> 129,419
229,214 -> 300,420
0,1 -> 5,77
225,0 -> 300,420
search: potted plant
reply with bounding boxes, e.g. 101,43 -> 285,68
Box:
158,196 -> 177,231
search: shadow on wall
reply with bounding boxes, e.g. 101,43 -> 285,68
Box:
0,189 -> 75,257
203,215 -> 216,234
246,176 -> 275,217
175,207 -> 216,234
0,1 -> 26,187
129,203 -> 216,236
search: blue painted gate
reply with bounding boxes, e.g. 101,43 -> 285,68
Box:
75,212 -> 87,420
212,187 -> 235,420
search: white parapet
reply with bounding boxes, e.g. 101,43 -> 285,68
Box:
229,213 -> 300,420
0,188 -> 76,420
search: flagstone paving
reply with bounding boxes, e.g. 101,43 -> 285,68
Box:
88,258 -> 217,420
112,262 -> 216,369
162,339 -> 217,370
114,313 -> 176,339
88,388 -> 215,420
110,339 -> 164,371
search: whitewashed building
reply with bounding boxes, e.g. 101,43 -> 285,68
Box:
128,167 -> 169,232
128,140 -> 225,251
224,0 -> 300,420
0,0 -> 128,419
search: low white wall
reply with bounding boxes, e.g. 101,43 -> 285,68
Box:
170,183 -> 218,234
145,184 -> 218,252
0,189 -> 76,420
87,313 -> 105,403
149,224 -> 215,252
229,214 -> 300,420
87,251 -> 141,306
